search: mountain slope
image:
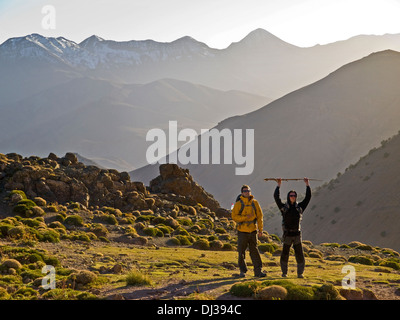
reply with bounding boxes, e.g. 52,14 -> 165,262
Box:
297,131 -> 400,252
132,50 -> 400,210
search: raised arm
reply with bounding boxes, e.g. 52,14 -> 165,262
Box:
273,178 -> 284,210
299,178 -> 312,211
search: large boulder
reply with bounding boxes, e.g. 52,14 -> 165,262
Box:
149,164 -> 220,212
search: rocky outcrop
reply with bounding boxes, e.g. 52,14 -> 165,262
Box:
0,153 -> 229,217
0,152 -> 148,210
149,164 -> 221,212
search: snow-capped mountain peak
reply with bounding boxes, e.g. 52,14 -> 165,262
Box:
0,33 -> 219,69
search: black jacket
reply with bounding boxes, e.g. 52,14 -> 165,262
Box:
274,186 -> 311,232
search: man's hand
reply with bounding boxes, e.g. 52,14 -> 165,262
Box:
304,177 -> 310,186
258,231 -> 263,238
276,178 -> 282,187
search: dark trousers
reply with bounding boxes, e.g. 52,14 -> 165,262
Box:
237,231 -> 262,275
280,233 -> 305,275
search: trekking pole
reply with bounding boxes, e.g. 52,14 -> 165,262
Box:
264,178 -> 323,182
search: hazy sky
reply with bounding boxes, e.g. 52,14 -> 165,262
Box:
1,0 -> 400,48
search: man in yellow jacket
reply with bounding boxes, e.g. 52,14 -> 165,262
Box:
231,185 -> 266,277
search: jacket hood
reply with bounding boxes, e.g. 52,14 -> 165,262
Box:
238,194 -> 254,202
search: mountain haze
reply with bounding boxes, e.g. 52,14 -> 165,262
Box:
0,77 -> 268,171
2,30 -> 400,170
132,50 -> 400,209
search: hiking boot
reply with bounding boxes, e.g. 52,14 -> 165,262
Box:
281,273 -> 288,278
239,272 -> 246,278
255,271 -> 266,278
297,274 -> 304,278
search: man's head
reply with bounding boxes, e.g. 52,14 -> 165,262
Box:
241,185 -> 251,198
287,190 -> 297,204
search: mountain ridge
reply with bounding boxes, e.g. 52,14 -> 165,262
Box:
3,29 -> 400,98
131,49 -> 400,212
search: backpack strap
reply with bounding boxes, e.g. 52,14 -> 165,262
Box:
237,199 -> 258,227
238,199 -> 245,215
281,203 -> 303,214
237,198 -> 257,215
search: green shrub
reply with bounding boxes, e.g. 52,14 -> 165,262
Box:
215,227 -> 226,234
222,243 -> 234,251
0,287 -> 11,299
167,237 -> 181,246
41,288 -> 98,300
21,218 -> 42,228
230,281 -> 262,297
102,207 -> 122,216
88,223 -> 108,237
314,284 -> 343,300
189,225 -> 202,233
308,249 -> 323,259
46,205 -> 59,213
64,215 -> 84,227
379,259 -> 400,270
0,223 -> 13,237
37,228 -> 60,243
136,215 -> 154,222
258,243 -> 278,254
143,227 -> 163,237
8,226 -> 26,239
101,214 -> 118,225
321,243 -> 340,248
177,217 -> 193,226
380,248 -> 399,256
156,224 -> 173,235
262,280 -> 314,300
174,227 -> 190,236
355,244 -> 375,251
152,216 -> 166,225
348,255 -> 374,265
176,235 -> 192,245
198,218 -> 214,230
9,190 -> 28,199
13,286 -> 38,300
126,270 -> 152,286
210,240 -> 224,250
270,234 -> 281,242
193,239 -> 210,250
13,199 -> 37,217
68,202 -> 81,210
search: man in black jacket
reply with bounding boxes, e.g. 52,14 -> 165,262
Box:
274,178 -> 311,278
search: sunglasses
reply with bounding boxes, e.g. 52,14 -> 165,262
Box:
242,190 -> 251,193
289,194 -> 297,197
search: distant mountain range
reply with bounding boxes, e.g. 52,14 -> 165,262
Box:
2,29 -> 400,99
132,50 -> 400,210
2,29 -> 400,171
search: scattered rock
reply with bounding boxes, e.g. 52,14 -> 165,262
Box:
339,288 -> 364,300
256,285 -> 288,300
362,288 -> 378,300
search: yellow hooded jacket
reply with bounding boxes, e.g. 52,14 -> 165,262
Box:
231,195 -> 263,233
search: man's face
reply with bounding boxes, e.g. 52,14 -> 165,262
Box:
242,188 -> 251,198
289,192 -> 297,204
